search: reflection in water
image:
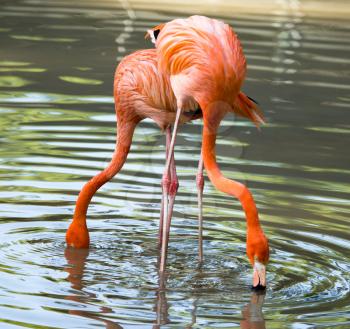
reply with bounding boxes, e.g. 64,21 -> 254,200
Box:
65,248 -> 199,329
64,247 -> 123,329
153,272 -> 169,328
240,292 -> 266,329
1,0 -> 350,327
153,269 -> 267,329
64,247 -> 89,291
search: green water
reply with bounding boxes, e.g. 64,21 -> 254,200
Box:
0,0 -> 350,328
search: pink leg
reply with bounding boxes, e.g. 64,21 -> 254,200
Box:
164,149 -> 178,257
196,152 -> 204,261
159,132 -> 178,267
159,126 -> 171,248
159,107 -> 182,272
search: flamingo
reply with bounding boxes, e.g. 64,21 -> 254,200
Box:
66,15 -> 269,289
149,15 -> 269,288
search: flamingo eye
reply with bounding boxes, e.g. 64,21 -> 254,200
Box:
153,29 -> 161,39
147,28 -> 161,44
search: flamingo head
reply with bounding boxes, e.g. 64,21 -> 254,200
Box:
247,230 -> 269,290
145,23 -> 165,44
66,220 -> 90,249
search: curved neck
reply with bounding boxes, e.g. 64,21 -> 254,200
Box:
201,112 -> 261,231
73,120 -> 137,226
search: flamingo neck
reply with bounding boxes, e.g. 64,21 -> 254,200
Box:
73,170 -> 110,224
201,115 -> 261,231
73,143 -> 130,225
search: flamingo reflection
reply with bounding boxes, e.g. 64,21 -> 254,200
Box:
64,247 -> 123,329
153,271 -> 169,328
240,291 -> 266,329
65,247 -> 265,328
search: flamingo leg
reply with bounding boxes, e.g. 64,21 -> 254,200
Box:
196,151 -> 204,262
158,126 -> 171,248
164,148 -> 178,257
159,107 -> 182,272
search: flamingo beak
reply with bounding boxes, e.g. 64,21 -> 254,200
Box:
252,261 -> 266,290
146,30 -> 157,44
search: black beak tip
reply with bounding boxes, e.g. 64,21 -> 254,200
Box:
247,95 -> 259,105
251,283 -> 266,291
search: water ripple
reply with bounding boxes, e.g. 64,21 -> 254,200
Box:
0,0 -> 350,328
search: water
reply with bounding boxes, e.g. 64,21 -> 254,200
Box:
0,0 -> 350,328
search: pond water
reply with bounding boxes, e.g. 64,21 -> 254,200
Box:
0,0 -> 350,328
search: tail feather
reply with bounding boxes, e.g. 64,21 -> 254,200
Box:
233,92 -> 265,127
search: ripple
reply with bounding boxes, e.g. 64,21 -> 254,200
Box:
0,0 -> 350,327
59,76 -> 104,85
0,76 -> 33,88
11,34 -> 79,42
0,91 -> 113,104
0,220 -> 349,327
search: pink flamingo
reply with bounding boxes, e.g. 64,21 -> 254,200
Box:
66,15 -> 269,289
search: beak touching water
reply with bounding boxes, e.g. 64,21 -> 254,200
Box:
252,261 -> 266,290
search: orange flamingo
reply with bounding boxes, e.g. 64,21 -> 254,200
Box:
66,15 -> 269,288
149,15 -> 269,287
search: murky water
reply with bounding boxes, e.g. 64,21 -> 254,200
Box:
1,0 -> 350,328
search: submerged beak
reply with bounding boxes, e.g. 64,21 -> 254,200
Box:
252,261 -> 266,290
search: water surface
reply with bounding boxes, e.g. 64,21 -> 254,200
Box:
0,0 -> 350,328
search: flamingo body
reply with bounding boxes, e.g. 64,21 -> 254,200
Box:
156,16 -> 246,107
115,49 -> 201,130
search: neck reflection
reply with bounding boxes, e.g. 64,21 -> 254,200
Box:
64,247 -> 123,329
240,291 -> 266,329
